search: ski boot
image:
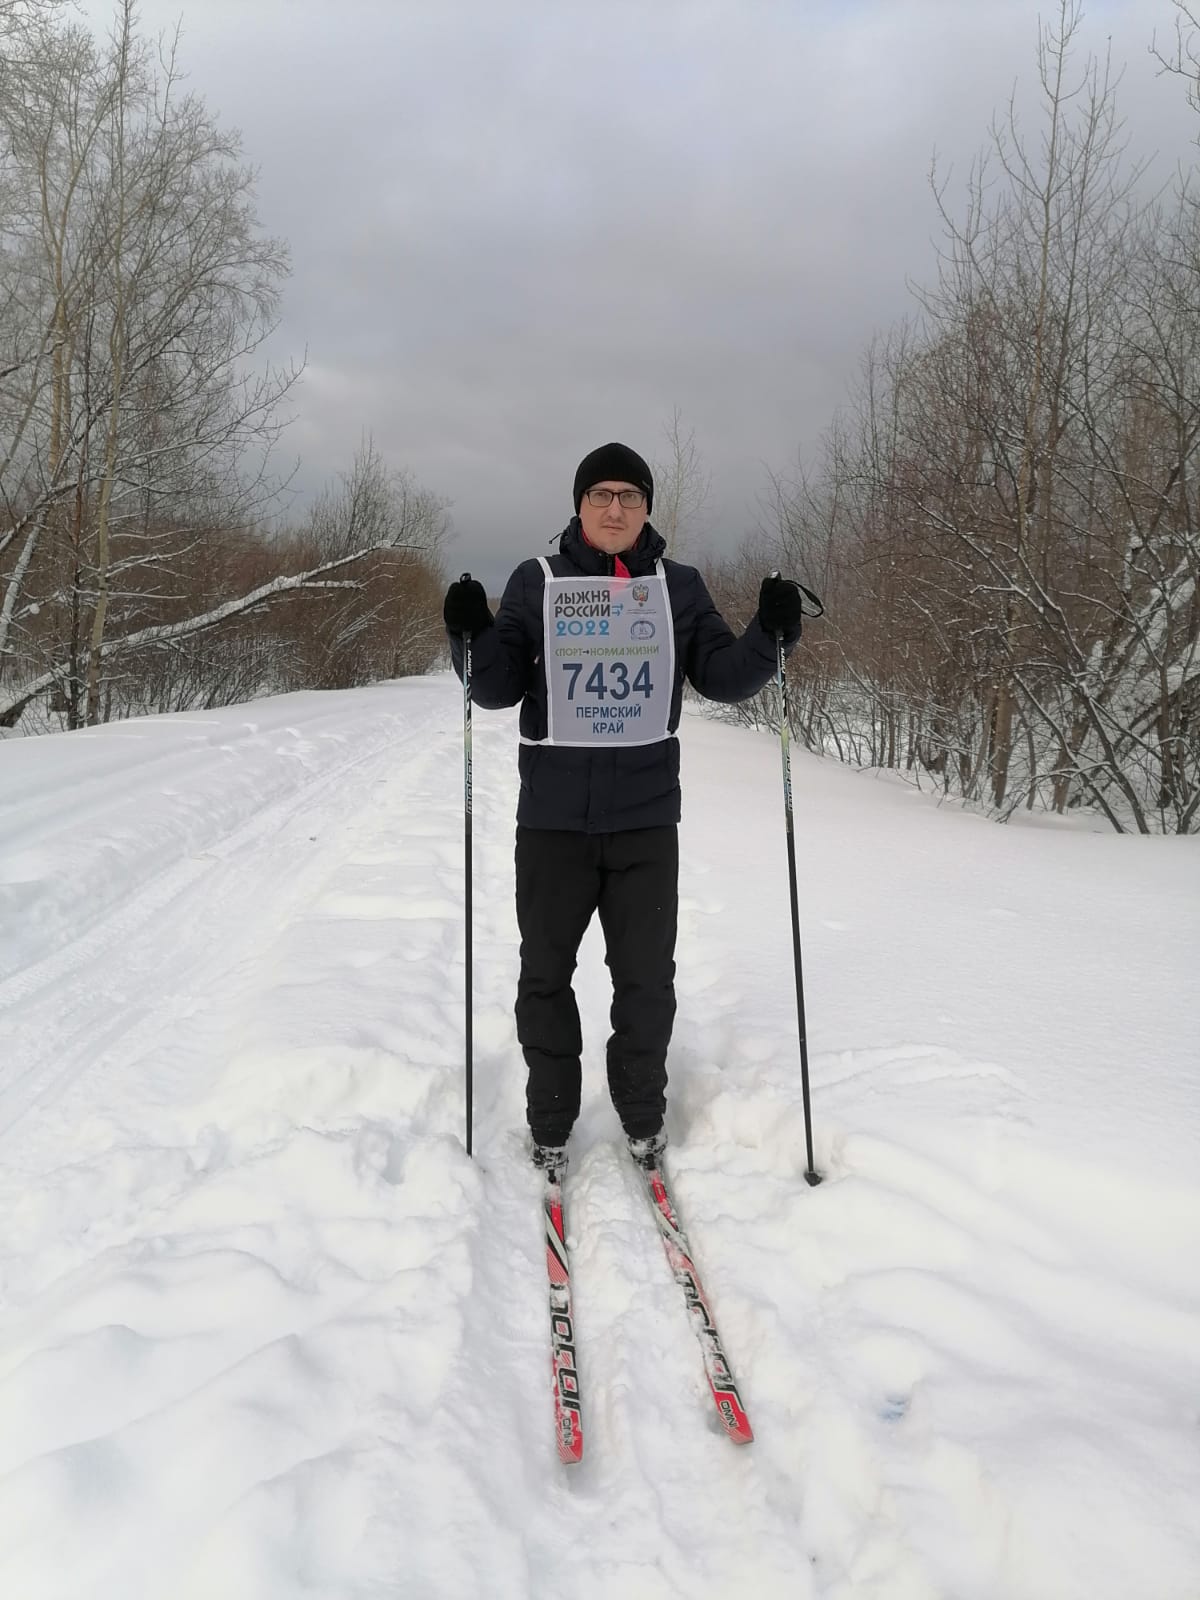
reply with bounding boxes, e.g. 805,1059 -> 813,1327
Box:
531,1140 -> 569,1179
626,1130 -> 667,1171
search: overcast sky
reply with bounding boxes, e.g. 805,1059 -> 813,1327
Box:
78,0 -> 1198,590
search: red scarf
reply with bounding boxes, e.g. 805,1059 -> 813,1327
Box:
581,526 -> 631,578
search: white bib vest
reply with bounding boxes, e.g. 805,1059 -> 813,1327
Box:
533,557 -> 675,748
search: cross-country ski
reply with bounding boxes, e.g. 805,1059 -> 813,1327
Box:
543,1163 -> 584,1464
633,1155 -> 754,1445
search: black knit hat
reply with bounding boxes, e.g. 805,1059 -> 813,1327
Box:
573,442 -> 654,515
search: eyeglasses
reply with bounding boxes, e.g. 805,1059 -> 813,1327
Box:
584,487 -> 646,510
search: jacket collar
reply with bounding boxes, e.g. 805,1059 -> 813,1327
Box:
557,516 -> 666,577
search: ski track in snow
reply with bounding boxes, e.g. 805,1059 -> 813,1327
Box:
1,678 -> 1198,1600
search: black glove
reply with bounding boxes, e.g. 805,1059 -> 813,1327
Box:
443,577 -> 493,636
757,574 -> 805,636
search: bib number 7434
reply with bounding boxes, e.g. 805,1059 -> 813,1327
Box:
562,660 -> 653,701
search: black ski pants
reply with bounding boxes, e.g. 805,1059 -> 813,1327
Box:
514,825 -> 678,1146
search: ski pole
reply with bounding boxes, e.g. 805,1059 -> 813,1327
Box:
772,574 -> 821,1186
461,573 -> 474,1158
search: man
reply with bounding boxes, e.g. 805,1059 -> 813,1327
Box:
444,442 -> 805,1173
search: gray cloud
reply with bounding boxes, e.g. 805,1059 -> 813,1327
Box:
80,0 -> 1198,591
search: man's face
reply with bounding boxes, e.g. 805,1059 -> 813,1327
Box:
578,481 -> 648,555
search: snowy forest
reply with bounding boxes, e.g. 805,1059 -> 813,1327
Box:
0,0 -> 450,734
2,0 -> 1199,834
711,3 -> 1200,836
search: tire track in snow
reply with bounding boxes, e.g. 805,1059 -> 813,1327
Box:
3,694 -> 468,1587
0,695 -> 444,1140
0,690 -> 545,1596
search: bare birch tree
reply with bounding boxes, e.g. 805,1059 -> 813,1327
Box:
1153,2 -> 1200,125
0,5 -> 302,727
651,407 -> 709,557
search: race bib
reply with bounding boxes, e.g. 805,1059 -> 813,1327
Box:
538,560 -> 675,746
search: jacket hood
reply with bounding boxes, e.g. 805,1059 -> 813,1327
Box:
557,516 -> 666,576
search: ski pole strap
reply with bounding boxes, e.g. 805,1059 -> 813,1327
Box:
768,569 -> 825,622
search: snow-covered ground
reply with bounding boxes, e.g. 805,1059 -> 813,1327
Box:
1,676 -> 1197,1600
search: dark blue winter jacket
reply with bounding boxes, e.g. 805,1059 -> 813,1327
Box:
449,518 -> 799,833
